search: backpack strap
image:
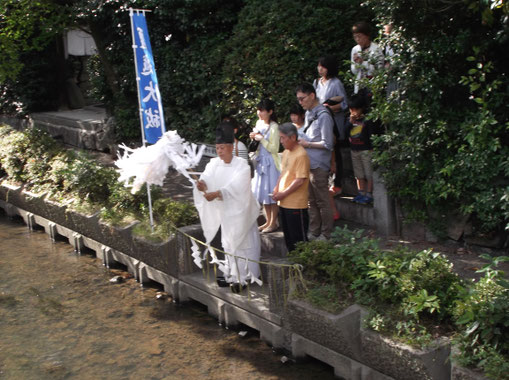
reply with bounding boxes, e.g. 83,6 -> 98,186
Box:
304,107 -> 337,138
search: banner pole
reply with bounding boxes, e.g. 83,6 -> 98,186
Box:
129,8 -> 147,145
129,7 -> 155,231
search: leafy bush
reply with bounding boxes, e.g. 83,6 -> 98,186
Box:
220,0 -> 366,129
363,0 -> 509,233
2,0 -> 367,143
132,197 -> 198,241
61,152 -> 117,204
0,125 -> 59,184
289,226 -> 465,344
2,0 -> 507,236
152,198 -> 198,228
0,125 -> 195,235
290,228 -> 509,375
454,255 -> 509,379
75,0 -> 245,142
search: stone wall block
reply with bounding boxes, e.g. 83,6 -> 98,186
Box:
260,232 -> 288,258
451,362 -> 489,380
66,209 -> 101,239
464,230 -> 508,249
373,169 -> 397,236
264,257 -> 293,313
131,235 -> 177,277
446,212 -> 470,241
0,183 -> 23,208
285,300 -> 364,360
95,116 -> 115,152
359,329 -> 451,380
97,220 -> 138,256
175,224 -> 206,277
20,190 -> 48,217
43,199 -> 70,228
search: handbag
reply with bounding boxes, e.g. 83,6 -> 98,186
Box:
247,139 -> 259,153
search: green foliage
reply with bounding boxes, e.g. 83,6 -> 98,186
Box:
70,0 -> 244,142
301,284 -> 347,314
62,152 -> 117,204
0,0 -> 68,82
290,239 -> 335,281
453,255 -> 509,379
0,125 -> 59,183
0,125 -> 195,236
220,0 -> 366,129
1,21 -> 72,115
1,0 -> 364,143
364,0 -> 509,233
17,0 -> 366,142
1,0 -> 508,236
132,197 -> 198,241
289,226 -> 465,344
291,228 -> 509,370
151,197 -> 198,229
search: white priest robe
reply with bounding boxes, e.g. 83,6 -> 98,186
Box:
193,156 -> 261,285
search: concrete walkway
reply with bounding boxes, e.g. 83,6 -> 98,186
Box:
33,105 -> 107,123
31,106 -> 112,151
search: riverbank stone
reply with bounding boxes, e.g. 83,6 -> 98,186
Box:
359,329 -> 451,380
97,219 -> 138,257
131,235 -> 177,276
285,300 -> 364,360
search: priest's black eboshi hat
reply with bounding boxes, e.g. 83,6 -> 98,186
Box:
215,121 -> 235,144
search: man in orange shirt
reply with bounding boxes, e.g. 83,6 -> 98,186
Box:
272,123 -> 310,252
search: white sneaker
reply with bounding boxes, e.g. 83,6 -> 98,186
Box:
316,235 -> 328,241
307,233 -> 320,241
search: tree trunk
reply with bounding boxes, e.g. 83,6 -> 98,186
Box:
87,21 -> 120,103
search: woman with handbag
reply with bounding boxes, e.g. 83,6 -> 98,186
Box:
249,98 -> 281,233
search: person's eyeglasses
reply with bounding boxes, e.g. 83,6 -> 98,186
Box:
297,94 -> 310,102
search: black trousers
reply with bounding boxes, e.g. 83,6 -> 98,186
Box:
334,139 -> 349,188
279,207 -> 309,253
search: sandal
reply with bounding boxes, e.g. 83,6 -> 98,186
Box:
262,225 -> 278,233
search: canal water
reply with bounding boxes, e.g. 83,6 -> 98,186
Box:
0,214 -> 336,380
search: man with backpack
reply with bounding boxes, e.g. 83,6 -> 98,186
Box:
295,83 -> 334,241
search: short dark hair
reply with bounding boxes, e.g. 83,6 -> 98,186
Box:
295,82 -> 316,95
215,121 -> 235,144
289,103 -> 305,116
278,122 -> 298,138
352,21 -> 372,37
318,55 -> 339,78
221,114 -> 238,128
257,98 -> 277,122
347,93 -> 368,111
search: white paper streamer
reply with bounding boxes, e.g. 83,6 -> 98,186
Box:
248,272 -> 263,286
189,242 -> 262,286
191,240 -> 203,269
208,247 -> 220,265
115,130 -> 205,193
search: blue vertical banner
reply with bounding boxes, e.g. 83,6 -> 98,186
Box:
130,9 -> 165,144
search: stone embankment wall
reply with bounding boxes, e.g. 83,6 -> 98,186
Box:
0,182 -> 490,380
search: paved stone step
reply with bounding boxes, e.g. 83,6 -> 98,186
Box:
334,195 -> 375,228
31,107 -> 107,131
29,107 -> 113,151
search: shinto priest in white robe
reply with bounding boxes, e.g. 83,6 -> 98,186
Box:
193,156 -> 261,285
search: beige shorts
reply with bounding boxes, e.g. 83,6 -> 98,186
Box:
351,150 -> 373,180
